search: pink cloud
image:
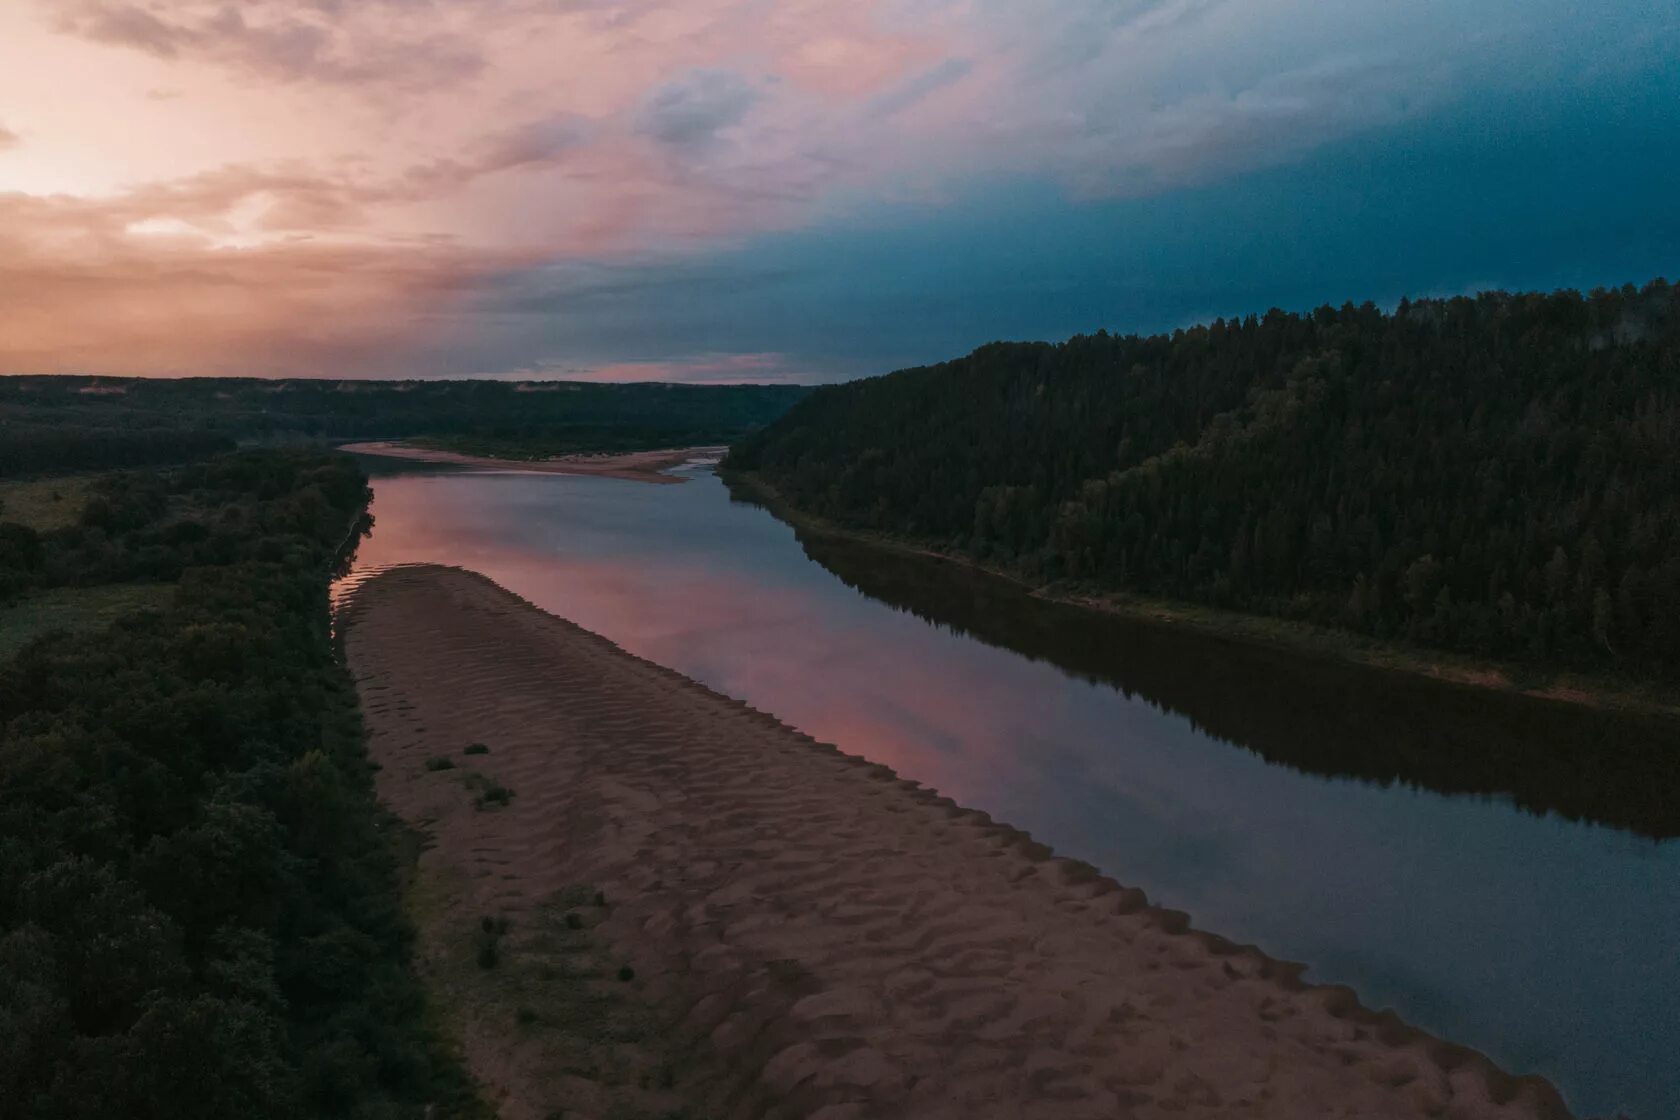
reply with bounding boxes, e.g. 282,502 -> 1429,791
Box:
49,0 -> 484,88
3,0 -> 1625,378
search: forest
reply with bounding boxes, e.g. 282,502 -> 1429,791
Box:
728,280 -> 1680,682
0,377 -> 807,476
0,452 -> 476,1118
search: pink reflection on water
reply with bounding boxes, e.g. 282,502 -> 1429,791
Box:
355,480 -> 1053,804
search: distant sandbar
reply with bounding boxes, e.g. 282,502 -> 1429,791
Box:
339,440 -> 724,484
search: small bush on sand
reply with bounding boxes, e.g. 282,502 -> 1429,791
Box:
463,743 -> 490,756
617,965 -> 635,983
425,756 -> 455,771
476,783 -> 513,809
766,958 -> 817,992
475,914 -> 509,968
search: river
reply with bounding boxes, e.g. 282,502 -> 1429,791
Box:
347,458 -> 1679,1119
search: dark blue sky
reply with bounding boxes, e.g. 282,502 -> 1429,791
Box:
446,15 -> 1680,382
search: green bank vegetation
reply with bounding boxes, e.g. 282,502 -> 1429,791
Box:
2,377 -> 807,476
0,451 -> 479,1118
729,280 -> 1680,690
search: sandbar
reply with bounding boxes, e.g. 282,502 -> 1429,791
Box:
339,441 -> 724,484
339,563 -> 1570,1120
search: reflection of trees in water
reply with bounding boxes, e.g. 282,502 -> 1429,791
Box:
793,526 -> 1680,841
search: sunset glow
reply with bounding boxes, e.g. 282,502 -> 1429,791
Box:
1,0 -> 1676,380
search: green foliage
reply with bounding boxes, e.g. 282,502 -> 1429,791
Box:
731,280 -> 1680,681
0,425 -> 233,477
0,378 -> 809,477
460,772 -> 516,811
425,757 -> 456,772
0,451 -> 474,1119
0,583 -> 174,661
0,451 -> 374,610
461,744 -> 490,756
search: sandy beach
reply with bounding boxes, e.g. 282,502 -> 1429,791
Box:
339,441 -> 724,484
339,563 -> 1570,1120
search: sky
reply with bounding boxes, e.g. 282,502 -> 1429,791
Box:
1,0 -> 1677,383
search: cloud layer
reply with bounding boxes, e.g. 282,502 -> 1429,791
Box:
1,0 -> 1675,378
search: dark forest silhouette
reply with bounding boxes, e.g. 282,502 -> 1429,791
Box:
0,454 -> 476,1117
730,280 -> 1680,682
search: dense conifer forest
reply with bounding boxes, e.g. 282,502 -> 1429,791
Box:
728,280 -> 1680,681
0,452 -> 476,1118
0,377 -> 808,476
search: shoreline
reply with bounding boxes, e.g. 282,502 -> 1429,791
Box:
339,440 -> 724,484
339,562 -> 1570,1119
723,469 -> 1680,723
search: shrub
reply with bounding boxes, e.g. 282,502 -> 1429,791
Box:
424,756 -> 454,772
474,916 -> 506,969
463,743 -> 490,756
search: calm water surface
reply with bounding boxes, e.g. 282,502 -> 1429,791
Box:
350,461 -> 1679,1119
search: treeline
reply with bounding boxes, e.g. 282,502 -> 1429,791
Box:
410,424 -> 743,460
0,377 -> 809,477
0,425 -> 234,477
728,280 -> 1680,681
0,453 -> 475,1117
1,454 -> 361,604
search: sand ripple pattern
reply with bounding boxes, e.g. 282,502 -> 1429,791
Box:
340,564 -> 1570,1120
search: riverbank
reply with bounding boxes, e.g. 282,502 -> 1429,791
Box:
338,562 -> 1569,1119
340,440 -> 723,484
725,470 -> 1680,723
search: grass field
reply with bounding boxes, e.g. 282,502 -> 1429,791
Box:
0,582 -> 174,660
0,475 -> 96,531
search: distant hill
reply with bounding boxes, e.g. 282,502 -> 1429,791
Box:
0,376 -> 810,476
727,280 -> 1680,681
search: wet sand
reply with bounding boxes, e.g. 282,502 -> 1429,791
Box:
340,441 -> 723,484
339,563 -> 1571,1120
